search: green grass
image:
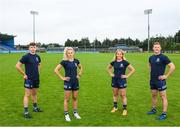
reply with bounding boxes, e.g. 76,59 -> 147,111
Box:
0,53 -> 180,126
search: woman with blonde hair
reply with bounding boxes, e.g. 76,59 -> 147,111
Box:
107,49 -> 135,116
54,47 -> 83,122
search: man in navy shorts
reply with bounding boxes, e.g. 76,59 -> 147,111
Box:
16,42 -> 43,119
147,42 -> 175,120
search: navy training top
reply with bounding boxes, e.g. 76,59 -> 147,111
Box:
20,53 -> 41,80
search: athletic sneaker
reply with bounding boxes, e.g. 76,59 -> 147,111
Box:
122,109 -> 127,116
33,107 -> 43,112
111,107 -> 118,113
24,113 -> 32,119
74,112 -> 81,119
147,108 -> 157,115
65,114 -> 71,122
157,113 -> 167,120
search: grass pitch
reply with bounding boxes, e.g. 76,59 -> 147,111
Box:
0,53 -> 180,126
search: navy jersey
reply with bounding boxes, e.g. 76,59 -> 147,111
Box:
20,53 -> 41,80
110,60 -> 130,78
149,54 -> 171,80
60,59 -> 80,81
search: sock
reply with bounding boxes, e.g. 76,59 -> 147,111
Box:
113,102 -> 118,109
73,109 -> 77,114
64,111 -> 69,115
24,107 -> 28,114
123,104 -> 127,110
162,112 -> 167,116
152,107 -> 157,112
33,103 -> 38,109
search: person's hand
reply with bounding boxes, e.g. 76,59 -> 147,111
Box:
158,75 -> 167,80
121,75 -> 127,79
77,75 -> 81,79
110,73 -> 115,77
62,77 -> 70,81
23,75 -> 28,80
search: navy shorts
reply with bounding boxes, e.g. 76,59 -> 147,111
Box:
24,79 -> 40,89
64,80 -> 79,91
150,79 -> 167,91
112,77 -> 127,89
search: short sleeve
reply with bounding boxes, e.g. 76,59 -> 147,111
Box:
19,55 -> 28,64
110,61 -> 114,66
60,60 -> 65,67
149,57 -> 151,63
38,56 -> 41,63
124,60 -> 130,67
75,59 -> 80,65
163,56 -> 171,65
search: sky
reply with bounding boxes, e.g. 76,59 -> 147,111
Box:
0,0 -> 179,45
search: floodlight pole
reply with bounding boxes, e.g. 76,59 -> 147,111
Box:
94,37 -> 96,52
30,11 -> 38,43
144,9 -> 152,52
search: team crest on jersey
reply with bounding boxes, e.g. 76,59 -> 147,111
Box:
75,63 -> 78,67
156,58 -> 160,62
120,63 -> 124,67
36,57 -> 39,62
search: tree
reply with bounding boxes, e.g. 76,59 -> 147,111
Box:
174,30 -> 180,43
92,39 -> 101,48
102,38 -> 111,48
79,37 -> 91,49
65,39 -> 73,47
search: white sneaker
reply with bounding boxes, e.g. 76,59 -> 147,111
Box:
74,112 -> 81,119
65,114 -> 71,122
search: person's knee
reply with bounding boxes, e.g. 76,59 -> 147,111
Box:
64,97 -> 70,102
152,92 -> 158,98
72,96 -> 77,101
113,91 -> 118,97
120,93 -> 126,99
24,92 -> 31,98
160,94 -> 167,100
31,92 -> 37,97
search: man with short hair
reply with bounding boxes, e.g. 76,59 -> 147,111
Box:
16,42 -> 43,119
147,42 -> 175,120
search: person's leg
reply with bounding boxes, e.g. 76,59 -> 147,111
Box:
72,90 -> 78,111
111,88 -> 119,112
120,88 -> 127,115
23,88 -> 31,118
120,88 -> 127,109
72,90 -> 81,119
151,90 -> 158,108
147,89 -> 158,114
31,88 -> 43,112
64,90 -> 71,121
158,90 -> 168,120
31,88 -> 37,104
64,90 -> 71,113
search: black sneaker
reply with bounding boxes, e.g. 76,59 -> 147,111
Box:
24,113 -> 32,119
33,107 -> 43,112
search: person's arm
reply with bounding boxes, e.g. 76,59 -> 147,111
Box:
107,64 -> 114,77
38,63 -> 41,72
149,63 -> 151,71
54,64 -> 70,81
15,62 -> 28,79
121,64 -> 135,78
159,62 -> 175,80
77,64 -> 83,79
38,56 -> 41,72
